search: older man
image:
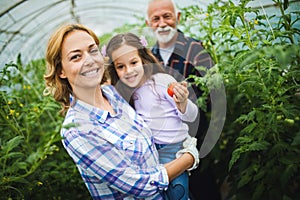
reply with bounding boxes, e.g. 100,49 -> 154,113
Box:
146,0 -> 221,199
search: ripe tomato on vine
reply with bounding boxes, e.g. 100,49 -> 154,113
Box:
167,82 -> 176,97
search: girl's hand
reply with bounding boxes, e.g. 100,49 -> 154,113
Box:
171,81 -> 189,113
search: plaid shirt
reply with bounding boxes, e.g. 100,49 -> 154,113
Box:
61,85 -> 168,200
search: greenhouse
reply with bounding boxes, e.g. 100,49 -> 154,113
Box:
1,0 -> 299,199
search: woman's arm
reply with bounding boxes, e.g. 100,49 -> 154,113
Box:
62,128 -> 169,198
164,136 -> 200,180
164,152 -> 194,181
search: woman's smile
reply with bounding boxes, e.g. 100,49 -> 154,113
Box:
80,68 -> 100,77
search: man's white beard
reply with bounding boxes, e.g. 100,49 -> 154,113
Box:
154,26 -> 177,44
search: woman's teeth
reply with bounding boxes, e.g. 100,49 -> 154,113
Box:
82,69 -> 98,76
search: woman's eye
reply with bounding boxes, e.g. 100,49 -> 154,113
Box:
90,48 -> 99,54
70,55 -> 80,60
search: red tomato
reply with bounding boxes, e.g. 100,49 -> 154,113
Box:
167,82 -> 176,97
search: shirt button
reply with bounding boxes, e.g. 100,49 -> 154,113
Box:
158,187 -> 164,191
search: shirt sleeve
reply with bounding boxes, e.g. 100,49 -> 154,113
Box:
178,98 -> 199,122
62,128 -> 169,198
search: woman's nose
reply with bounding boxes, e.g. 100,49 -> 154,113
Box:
83,54 -> 93,67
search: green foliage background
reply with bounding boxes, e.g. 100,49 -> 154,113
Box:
0,57 -> 91,199
180,0 -> 300,199
0,0 -> 299,199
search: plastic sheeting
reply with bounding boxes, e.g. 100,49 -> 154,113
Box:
0,0 -> 298,68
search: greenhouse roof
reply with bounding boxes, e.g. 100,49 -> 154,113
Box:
0,0 -> 297,68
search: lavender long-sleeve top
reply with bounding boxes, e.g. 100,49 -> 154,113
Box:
133,73 -> 198,144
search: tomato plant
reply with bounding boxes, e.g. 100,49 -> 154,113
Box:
0,56 -> 91,199
181,0 -> 300,199
0,0 -> 299,199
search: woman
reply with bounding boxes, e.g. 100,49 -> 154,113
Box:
44,23 -> 198,199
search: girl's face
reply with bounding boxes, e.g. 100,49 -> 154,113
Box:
60,30 -> 104,91
111,44 -> 145,88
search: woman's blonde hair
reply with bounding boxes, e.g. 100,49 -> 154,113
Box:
44,23 -> 108,115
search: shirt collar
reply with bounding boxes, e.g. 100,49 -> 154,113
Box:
70,85 -> 120,123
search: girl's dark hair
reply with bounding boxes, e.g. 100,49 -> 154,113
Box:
106,32 -> 165,105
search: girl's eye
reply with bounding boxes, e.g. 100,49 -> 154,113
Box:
116,65 -> 124,69
131,61 -> 138,65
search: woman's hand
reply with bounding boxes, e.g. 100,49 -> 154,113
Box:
176,135 -> 200,171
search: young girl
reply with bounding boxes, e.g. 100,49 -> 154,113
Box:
106,32 -> 199,200
44,24 -> 199,200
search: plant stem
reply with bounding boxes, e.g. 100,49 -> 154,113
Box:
275,0 -> 295,43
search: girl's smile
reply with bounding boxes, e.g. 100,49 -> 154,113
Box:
112,44 -> 145,88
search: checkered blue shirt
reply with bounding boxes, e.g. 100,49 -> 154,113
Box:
61,85 -> 168,199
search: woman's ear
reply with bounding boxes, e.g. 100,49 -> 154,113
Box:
59,69 -> 67,79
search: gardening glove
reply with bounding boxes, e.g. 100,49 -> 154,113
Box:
176,135 -> 200,171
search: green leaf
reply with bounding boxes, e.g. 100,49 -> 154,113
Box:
278,154 -> 300,165
229,148 -> 243,171
280,164 -> 297,186
235,114 -> 249,124
235,136 -> 253,144
283,0 -> 289,10
62,122 -> 77,129
237,172 -> 252,188
16,161 -> 29,170
2,136 -> 24,153
230,14 -> 237,27
0,152 -> 24,161
253,170 -> 265,182
241,122 -> 257,134
291,132 -> 300,146
248,141 -> 269,151
26,150 -> 42,164
252,182 -> 265,200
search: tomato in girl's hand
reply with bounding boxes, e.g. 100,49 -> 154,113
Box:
167,82 -> 176,97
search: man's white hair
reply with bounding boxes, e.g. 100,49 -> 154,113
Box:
145,0 -> 179,21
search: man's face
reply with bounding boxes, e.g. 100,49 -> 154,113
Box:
146,0 -> 179,44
